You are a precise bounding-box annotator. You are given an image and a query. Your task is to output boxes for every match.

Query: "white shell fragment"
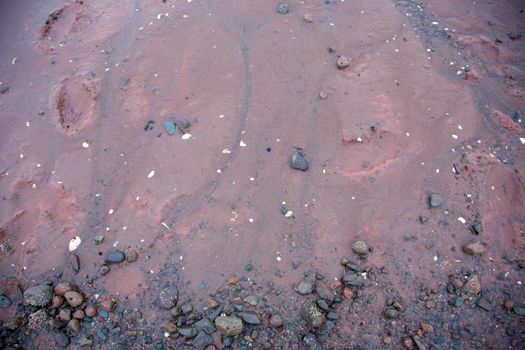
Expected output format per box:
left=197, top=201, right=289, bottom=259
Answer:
left=82, top=142, right=90, bottom=148
left=147, top=170, right=155, bottom=178
left=68, top=236, right=82, bottom=252
left=240, top=140, right=247, bottom=147
left=182, top=133, right=192, bottom=140
left=458, top=217, right=466, bottom=224
left=284, top=210, right=293, bottom=218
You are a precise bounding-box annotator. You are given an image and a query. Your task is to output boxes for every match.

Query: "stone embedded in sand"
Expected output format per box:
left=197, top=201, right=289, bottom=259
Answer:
left=106, top=251, right=125, bottom=263
left=239, top=311, right=260, bottom=325
left=84, top=304, right=97, bottom=317
left=158, top=287, right=178, bottom=309
left=290, top=150, right=308, bottom=171
left=316, top=281, right=335, bottom=303
left=99, top=298, right=115, bottom=312
left=270, top=314, right=284, bottom=328
left=124, top=248, right=138, bottom=263
left=304, top=13, right=313, bottom=22
left=463, top=242, right=486, bottom=256
left=59, top=308, right=72, bottom=321
left=54, top=282, right=75, bottom=296
left=68, top=319, right=81, bottom=332
left=53, top=332, right=70, bottom=348
left=507, top=31, right=522, bottom=40
left=301, top=299, right=325, bottom=329
left=64, top=291, right=84, bottom=307
left=428, top=194, right=443, bottom=208
left=297, top=281, right=313, bottom=295
left=24, top=285, right=53, bottom=307
left=175, top=118, right=190, bottom=130
left=0, top=295, right=12, bottom=308
left=337, top=55, right=350, bottom=69
left=215, top=315, right=243, bottom=336
left=352, top=240, right=369, bottom=255
left=193, top=331, right=213, bottom=350
left=164, top=120, right=176, bottom=135
left=277, top=3, right=289, bottom=14
left=342, top=273, right=365, bottom=287
left=464, top=275, right=481, bottom=295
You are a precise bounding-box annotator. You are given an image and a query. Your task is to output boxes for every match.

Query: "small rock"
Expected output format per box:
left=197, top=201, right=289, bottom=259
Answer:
left=24, top=285, right=53, bottom=306
left=178, top=327, right=197, bottom=338
left=99, top=265, right=110, bottom=275
left=0, top=86, right=9, bottom=94
left=64, top=291, right=84, bottom=307
left=297, top=281, right=313, bottom=295
left=99, top=298, right=115, bottom=312
left=384, top=308, right=399, bottom=319
left=503, top=299, right=513, bottom=312
left=412, top=335, right=427, bottom=350
left=51, top=295, right=64, bottom=309
left=164, top=120, right=176, bottom=135
left=53, top=332, right=70, bottom=348
left=276, top=3, right=289, bottom=14
left=290, top=150, right=308, bottom=171
left=303, top=13, right=313, bottom=22
left=69, top=254, right=80, bottom=273
left=0, top=295, right=12, bottom=308
left=215, top=315, right=243, bottom=336
left=512, top=306, right=525, bottom=316
left=193, top=331, right=213, bottom=350
left=84, top=304, right=97, bottom=317
left=77, top=336, right=93, bottom=347
left=59, top=308, right=72, bottom=321
left=507, top=31, right=522, bottom=40
left=158, top=287, right=178, bottom=309
left=68, top=319, right=81, bottom=332
left=336, top=55, right=350, bottom=69
left=125, top=248, right=138, bottom=263
left=73, top=309, right=85, bottom=319
left=319, top=90, right=328, bottom=100
left=342, top=288, right=354, bottom=299
left=94, top=234, right=105, bottom=245
left=464, top=275, right=481, bottom=295
left=175, top=118, right=190, bottom=130
left=239, top=311, right=260, bottom=325
left=471, top=223, right=482, bottom=235
left=477, top=297, right=492, bottom=311
left=462, top=243, right=486, bottom=256
left=428, top=194, right=443, bottom=208
left=207, top=298, right=219, bottom=309
left=450, top=277, right=463, bottom=289
left=301, top=300, right=325, bottom=329
left=181, top=303, right=193, bottom=314
left=106, top=251, right=125, bottom=264
left=161, top=320, right=178, bottom=334
left=420, top=322, right=433, bottom=333
left=54, top=282, right=75, bottom=296
left=352, top=241, right=369, bottom=255
left=194, top=318, right=216, bottom=334
left=316, top=299, right=329, bottom=311
left=243, top=295, right=259, bottom=306
left=418, top=216, right=428, bottom=224
left=342, top=273, right=365, bottom=287
left=269, top=314, right=284, bottom=328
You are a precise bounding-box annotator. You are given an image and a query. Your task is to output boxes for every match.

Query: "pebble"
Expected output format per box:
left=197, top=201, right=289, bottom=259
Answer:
left=54, top=282, right=75, bottom=296
left=243, top=295, right=259, bottom=306
left=106, top=251, right=125, bottom=263
left=53, top=332, right=70, bottom=348
left=276, top=3, right=289, bottom=14
left=99, top=298, right=115, bottom=312
left=161, top=320, right=178, bottom=334
left=384, top=308, right=399, bottom=319
left=464, top=275, right=481, bottom=295
left=301, top=300, right=325, bottom=329
left=181, top=303, right=193, bottom=314
left=68, top=319, right=81, bottom=332
left=342, top=273, right=365, bottom=287
left=428, top=194, right=443, bottom=208
left=462, top=243, right=486, bottom=256
left=194, top=318, right=216, bottom=334
left=303, top=13, right=313, bottom=22
left=125, top=248, right=138, bottom=263
left=239, top=311, right=260, bottom=325
left=73, top=309, right=85, bottom=319
left=158, top=287, right=178, bottom=309
left=175, top=118, right=190, bottom=130
left=270, top=314, right=284, bottom=328
left=352, top=240, right=369, bottom=255
left=193, top=331, right=213, bottom=350
left=290, top=150, right=308, bottom=171
left=24, top=285, right=53, bottom=306
left=342, top=288, right=354, bottom=299
left=51, top=295, right=64, bottom=308
left=504, top=299, right=513, bottom=312
left=507, top=31, right=522, bottom=40
left=76, top=336, right=93, bottom=347
left=0, top=295, right=12, bottom=308
left=64, top=291, right=84, bottom=307
left=164, top=120, right=176, bottom=135
left=215, top=315, right=243, bottom=336
left=336, top=55, right=350, bottom=69
left=99, top=265, right=110, bottom=275
left=297, top=281, right=313, bottom=295
left=207, top=298, right=219, bottom=309
left=319, top=90, right=328, bottom=100
left=69, top=254, right=80, bottom=273
left=513, top=306, right=525, bottom=316
left=59, top=308, right=72, bottom=321
left=316, top=281, right=335, bottom=302
left=94, top=234, right=105, bottom=245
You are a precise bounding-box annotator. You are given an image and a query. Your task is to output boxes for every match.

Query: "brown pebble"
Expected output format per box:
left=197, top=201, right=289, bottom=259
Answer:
left=383, top=336, right=392, bottom=344
left=303, top=13, right=313, bottom=22
left=207, top=299, right=219, bottom=309
left=337, top=55, right=350, bottom=69
left=269, top=314, right=284, bottom=328
left=227, top=277, right=239, bottom=285
left=64, top=291, right=84, bottom=307
left=59, top=308, right=72, bottom=321
left=51, top=295, right=64, bottom=309
left=68, top=318, right=81, bottom=332
left=54, top=282, right=75, bottom=296
left=73, top=309, right=85, bottom=319
left=99, top=298, right=115, bottom=312
left=161, top=320, right=177, bottom=334
left=125, top=248, right=138, bottom=263
left=420, top=322, right=433, bottom=333
left=425, top=300, right=435, bottom=309
left=450, top=278, right=463, bottom=289
left=504, top=299, right=513, bottom=312
left=84, top=304, right=98, bottom=317
left=342, top=288, right=354, bottom=300
left=462, top=242, right=486, bottom=256
left=319, top=90, right=328, bottom=100
left=403, top=337, right=414, bottom=350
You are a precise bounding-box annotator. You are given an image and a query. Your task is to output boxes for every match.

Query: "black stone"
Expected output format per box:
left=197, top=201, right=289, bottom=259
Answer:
left=290, top=150, right=308, bottom=171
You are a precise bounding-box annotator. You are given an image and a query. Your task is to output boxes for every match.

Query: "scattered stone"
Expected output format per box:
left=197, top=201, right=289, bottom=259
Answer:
left=316, top=299, right=329, bottom=311
left=59, top=308, right=72, bottom=321
left=512, top=306, right=525, bottom=316
left=68, top=319, right=81, bottom=332
left=504, top=299, right=513, bottom=312
left=463, top=243, right=486, bottom=256
left=239, top=311, right=260, bottom=325
left=0, top=294, right=12, bottom=308
left=53, top=332, right=70, bottom=348
left=99, top=298, right=115, bottom=312
left=77, top=336, right=93, bottom=347
left=69, top=254, right=80, bottom=273
left=164, top=120, right=176, bottom=135
left=193, top=331, right=213, bottom=350
left=303, top=13, right=313, bottom=22
left=270, top=314, right=284, bottom=328
left=471, top=223, right=482, bottom=235
left=158, top=287, right=178, bottom=309
left=106, top=251, right=125, bottom=263
left=175, top=118, right=190, bottom=130
left=1, top=86, right=10, bottom=94
left=420, top=322, right=433, bottom=333
left=51, top=295, right=64, bottom=309
left=54, top=282, right=75, bottom=296
left=315, top=281, right=335, bottom=303
left=336, top=55, right=350, bottom=69
left=73, top=309, right=85, bottom=319
left=124, top=248, right=138, bottom=263
left=161, top=320, right=178, bottom=334
left=342, top=288, right=354, bottom=299
left=144, top=119, right=155, bottom=131
left=290, top=150, right=308, bottom=171
left=99, top=265, right=110, bottom=275
left=477, top=298, right=492, bottom=311
left=342, top=273, right=365, bottom=287
left=352, top=241, right=369, bottom=255
left=507, top=31, right=522, bottom=40
left=207, top=298, right=219, bottom=309
left=24, top=285, right=53, bottom=306
left=64, top=291, right=84, bottom=307
left=319, top=90, right=328, bottom=100
left=450, top=278, right=463, bottom=289
left=301, top=300, right=325, bottom=329
left=418, top=216, right=428, bottom=224
left=384, top=308, right=399, bottom=319
left=464, top=275, right=481, bottom=295
left=412, top=335, right=426, bottom=350
left=243, top=295, right=259, bottom=306
left=181, top=303, right=193, bottom=314
left=428, top=194, right=443, bottom=208
left=94, top=234, right=105, bottom=244
left=297, top=281, right=313, bottom=295
left=194, top=318, right=216, bottom=334
left=178, top=327, right=197, bottom=338
left=277, top=3, right=289, bottom=14
left=215, top=315, right=243, bottom=336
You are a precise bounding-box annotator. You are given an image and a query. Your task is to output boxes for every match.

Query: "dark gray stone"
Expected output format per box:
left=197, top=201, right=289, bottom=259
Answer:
left=290, top=150, right=308, bottom=171
left=54, top=332, right=70, bottom=348
left=297, top=281, right=313, bottom=295
left=192, top=331, right=213, bottom=350
left=106, top=251, right=125, bottom=264
left=158, top=287, right=178, bottom=309
left=0, top=295, right=12, bottom=308
left=277, top=3, right=289, bottom=14
left=342, top=273, right=365, bottom=287
left=24, top=285, right=53, bottom=306
left=239, top=311, right=260, bottom=325
left=194, top=318, right=216, bottom=334
left=428, top=194, right=443, bottom=208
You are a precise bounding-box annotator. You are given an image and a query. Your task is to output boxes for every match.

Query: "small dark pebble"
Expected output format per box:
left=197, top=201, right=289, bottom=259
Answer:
left=0, top=86, right=9, bottom=94
left=276, top=3, right=289, bottom=14
left=384, top=308, right=399, bottom=319
left=418, top=216, right=428, bottom=224
left=508, top=31, right=522, bottom=40
left=290, top=150, right=308, bottom=171
left=513, top=306, right=525, bottom=316
left=144, top=119, right=155, bottom=131
left=0, top=295, right=12, bottom=308
left=54, top=332, right=70, bottom=348
left=69, top=254, right=80, bottom=273
left=429, top=194, right=443, bottom=208
left=106, top=251, right=125, bottom=264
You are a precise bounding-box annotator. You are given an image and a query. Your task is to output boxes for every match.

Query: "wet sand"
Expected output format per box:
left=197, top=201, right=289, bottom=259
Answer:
left=1, top=0, right=524, bottom=348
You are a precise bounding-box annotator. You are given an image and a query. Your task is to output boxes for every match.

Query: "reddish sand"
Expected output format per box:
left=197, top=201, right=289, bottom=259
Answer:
left=0, top=0, right=524, bottom=348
